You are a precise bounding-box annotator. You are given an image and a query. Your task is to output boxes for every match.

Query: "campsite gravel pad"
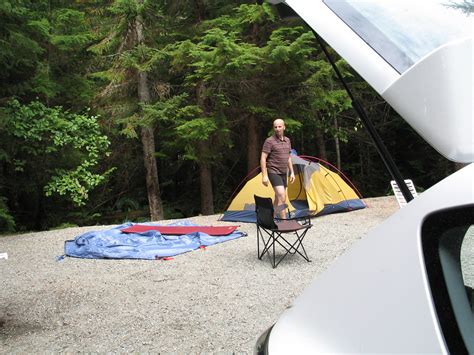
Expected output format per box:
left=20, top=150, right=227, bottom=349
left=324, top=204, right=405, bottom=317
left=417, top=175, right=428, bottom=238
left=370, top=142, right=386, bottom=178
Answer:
left=1, top=197, right=399, bottom=352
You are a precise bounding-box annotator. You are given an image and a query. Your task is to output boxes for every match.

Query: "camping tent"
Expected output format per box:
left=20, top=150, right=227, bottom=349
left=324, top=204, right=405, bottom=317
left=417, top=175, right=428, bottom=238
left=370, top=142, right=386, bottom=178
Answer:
left=220, top=154, right=366, bottom=222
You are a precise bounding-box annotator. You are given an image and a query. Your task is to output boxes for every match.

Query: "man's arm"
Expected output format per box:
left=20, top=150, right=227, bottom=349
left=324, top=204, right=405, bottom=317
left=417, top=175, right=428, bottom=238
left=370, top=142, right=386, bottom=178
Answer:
left=288, top=156, right=295, bottom=183
left=260, top=152, right=269, bottom=186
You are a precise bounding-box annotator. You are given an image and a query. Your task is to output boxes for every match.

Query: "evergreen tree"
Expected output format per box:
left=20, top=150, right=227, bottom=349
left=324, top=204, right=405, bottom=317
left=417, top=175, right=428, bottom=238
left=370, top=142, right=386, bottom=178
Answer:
left=89, top=0, right=166, bottom=220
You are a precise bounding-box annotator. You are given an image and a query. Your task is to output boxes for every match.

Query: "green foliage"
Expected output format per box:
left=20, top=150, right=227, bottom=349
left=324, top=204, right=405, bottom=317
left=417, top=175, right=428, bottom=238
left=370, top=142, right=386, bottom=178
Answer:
left=0, top=1, right=46, bottom=97
left=121, top=44, right=164, bottom=73
left=1, top=99, right=113, bottom=206
left=30, top=62, right=61, bottom=98
left=265, top=27, right=314, bottom=66
left=0, top=0, right=98, bottom=109
left=0, top=197, right=16, bottom=233
left=236, top=3, right=276, bottom=25
left=176, top=117, right=218, bottom=141
left=51, top=9, right=94, bottom=51
left=49, top=222, right=79, bottom=230
left=114, top=196, right=140, bottom=212
left=281, top=118, right=303, bottom=135
left=27, top=18, right=51, bottom=38
left=184, top=28, right=255, bottom=82
left=162, top=203, right=185, bottom=220
left=109, top=0, right=139, bottom=20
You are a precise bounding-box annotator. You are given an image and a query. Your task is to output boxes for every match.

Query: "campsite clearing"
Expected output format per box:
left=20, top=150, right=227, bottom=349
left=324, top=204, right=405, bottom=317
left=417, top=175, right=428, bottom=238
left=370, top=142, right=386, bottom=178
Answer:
left=1, top=197, right=397, bottom=353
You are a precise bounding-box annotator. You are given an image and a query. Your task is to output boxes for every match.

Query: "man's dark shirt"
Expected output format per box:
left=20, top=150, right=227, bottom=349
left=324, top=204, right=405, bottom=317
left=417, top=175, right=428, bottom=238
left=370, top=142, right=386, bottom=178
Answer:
left=262, top=135, right=291, bottom=175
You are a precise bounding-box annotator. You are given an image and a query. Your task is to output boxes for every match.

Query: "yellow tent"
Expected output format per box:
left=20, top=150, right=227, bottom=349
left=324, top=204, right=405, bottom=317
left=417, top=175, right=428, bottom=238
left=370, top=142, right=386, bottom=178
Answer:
left=221, top=155, right=365, bottom=222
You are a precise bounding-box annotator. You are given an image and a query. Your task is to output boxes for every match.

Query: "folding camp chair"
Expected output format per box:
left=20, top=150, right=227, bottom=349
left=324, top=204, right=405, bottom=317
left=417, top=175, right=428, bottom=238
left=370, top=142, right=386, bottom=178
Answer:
left=254, top=195, right=312, bottom=268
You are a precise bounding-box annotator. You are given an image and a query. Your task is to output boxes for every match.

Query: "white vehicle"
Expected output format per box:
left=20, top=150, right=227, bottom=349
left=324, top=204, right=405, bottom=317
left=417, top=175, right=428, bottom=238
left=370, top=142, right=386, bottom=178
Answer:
left=256, top=1, right=473, bottom=353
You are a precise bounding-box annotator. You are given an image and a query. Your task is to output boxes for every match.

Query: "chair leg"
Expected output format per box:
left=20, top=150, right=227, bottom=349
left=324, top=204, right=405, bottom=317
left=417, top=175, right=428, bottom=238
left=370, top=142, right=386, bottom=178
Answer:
left=291, top=230, right=310, bottom=262
left=272, top=235, right=276, bottom=268
left=270, top=231, right=311, bottom=267
left=259, top=233, right=275, bottom=259
left=257, top=227, right=311, bottom=268
left=257, top=227, right=276, bottom=260
left=257, top=230, right=279, bottom=267
left=257, top=228, right=269, bottom=260
left=257, top=227, right=260, bottom=259
left=271, top=237, right=295, bottom=268
left=285, top=230, right=310, bottom=262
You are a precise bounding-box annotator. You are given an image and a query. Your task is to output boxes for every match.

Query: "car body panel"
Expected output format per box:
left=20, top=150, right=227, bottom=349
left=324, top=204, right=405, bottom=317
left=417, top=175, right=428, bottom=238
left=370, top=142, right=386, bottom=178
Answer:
left=267, top=164, right=473, bottom=354
left=382, top=37, right=473, bottom=163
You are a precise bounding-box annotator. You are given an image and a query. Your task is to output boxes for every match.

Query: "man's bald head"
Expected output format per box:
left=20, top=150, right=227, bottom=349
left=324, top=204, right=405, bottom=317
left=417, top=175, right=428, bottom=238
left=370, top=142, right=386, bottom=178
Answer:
left=273, top=119, right=286, bottom=138
left=273, top=119, right=285, bottom=128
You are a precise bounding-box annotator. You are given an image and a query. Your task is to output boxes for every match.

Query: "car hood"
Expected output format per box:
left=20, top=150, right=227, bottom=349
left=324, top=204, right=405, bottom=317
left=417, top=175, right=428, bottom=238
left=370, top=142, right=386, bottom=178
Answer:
left=270, top=0, right=473, bottom=163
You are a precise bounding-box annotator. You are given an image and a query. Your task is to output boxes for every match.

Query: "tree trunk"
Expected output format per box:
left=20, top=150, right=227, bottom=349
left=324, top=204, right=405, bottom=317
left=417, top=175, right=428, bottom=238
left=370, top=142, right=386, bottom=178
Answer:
left=359, top=140, right=365, bottom=180
left=140, top=126, right=163, bottom=220
left=194, top=0, right=205, bottom=21
left=196, top=82, right=214, bottom=215
left=198, top=142, right=214, bottom=215
left=300, top=130, right=304, bottom=154
left=135, top=5, right=163, bottom=221
left=334, top=117, right=341, bottom=170
left=34, top=186, right=44, bottom=230
left=247, top=114, right=259, bottom=171
left=315, top=129, right=327, bottom=161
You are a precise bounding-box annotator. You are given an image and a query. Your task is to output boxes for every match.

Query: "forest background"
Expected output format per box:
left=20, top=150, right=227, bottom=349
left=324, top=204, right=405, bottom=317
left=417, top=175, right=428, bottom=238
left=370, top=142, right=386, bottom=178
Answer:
left=0, top=0, right=461, bottom=232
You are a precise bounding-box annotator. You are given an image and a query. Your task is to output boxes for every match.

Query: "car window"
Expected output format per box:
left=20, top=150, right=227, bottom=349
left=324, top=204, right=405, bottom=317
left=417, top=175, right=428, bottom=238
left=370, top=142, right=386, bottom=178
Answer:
left=422, top=206, right=474, bottom=354
left=323, top=0, right=472, bottom=73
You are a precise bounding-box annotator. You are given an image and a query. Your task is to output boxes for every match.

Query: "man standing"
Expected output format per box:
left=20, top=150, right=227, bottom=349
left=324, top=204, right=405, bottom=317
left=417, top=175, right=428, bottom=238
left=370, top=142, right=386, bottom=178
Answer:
left=260, top=119, right=295, bottom=219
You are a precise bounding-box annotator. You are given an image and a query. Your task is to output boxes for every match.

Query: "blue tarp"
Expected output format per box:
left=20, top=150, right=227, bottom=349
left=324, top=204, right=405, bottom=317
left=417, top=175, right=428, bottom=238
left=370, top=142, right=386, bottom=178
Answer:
left=64, top=221, right=246, bottom=260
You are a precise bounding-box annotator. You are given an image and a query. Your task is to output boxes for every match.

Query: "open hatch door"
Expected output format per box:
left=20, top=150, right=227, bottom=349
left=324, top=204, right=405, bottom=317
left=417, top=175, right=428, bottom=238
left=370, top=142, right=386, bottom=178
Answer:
left=270, top=0, right=473, bottom=163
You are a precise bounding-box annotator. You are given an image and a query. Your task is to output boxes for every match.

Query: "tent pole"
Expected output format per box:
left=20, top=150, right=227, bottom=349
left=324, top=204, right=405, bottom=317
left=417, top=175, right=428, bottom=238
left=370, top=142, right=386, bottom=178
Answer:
left=312, top=31, right=414, bottom=203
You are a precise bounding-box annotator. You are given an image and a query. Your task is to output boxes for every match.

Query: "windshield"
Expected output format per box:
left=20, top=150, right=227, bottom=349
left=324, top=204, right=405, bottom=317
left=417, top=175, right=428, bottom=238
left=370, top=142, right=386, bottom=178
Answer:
left=323, top=0, right=473, bottom=73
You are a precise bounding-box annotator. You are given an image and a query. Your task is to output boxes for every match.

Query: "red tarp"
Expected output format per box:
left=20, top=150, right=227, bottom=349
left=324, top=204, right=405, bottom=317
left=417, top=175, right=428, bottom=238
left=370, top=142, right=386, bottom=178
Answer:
left=121, top=225, right=239, bottom=236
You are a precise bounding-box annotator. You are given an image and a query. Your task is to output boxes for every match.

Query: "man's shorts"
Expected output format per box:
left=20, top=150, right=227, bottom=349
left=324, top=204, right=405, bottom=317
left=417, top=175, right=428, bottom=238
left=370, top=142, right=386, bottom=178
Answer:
left=268, top=173, right=288, bottom=188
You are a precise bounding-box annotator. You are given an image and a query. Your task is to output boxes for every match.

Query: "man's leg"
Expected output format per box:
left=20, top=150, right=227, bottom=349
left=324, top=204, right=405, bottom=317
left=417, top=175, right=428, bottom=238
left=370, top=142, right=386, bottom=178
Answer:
left=273, top=185, right=287, bottom=219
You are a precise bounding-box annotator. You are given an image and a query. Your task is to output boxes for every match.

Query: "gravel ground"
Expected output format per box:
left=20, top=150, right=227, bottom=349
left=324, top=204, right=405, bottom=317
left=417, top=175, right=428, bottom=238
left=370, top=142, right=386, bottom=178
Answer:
left=0, top=197, right=399, bottom=353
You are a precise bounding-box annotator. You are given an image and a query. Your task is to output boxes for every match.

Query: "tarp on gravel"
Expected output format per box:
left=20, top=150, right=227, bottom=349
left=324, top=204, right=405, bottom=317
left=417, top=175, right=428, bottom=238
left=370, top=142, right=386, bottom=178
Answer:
left=64, top=221, right=246, bottom=260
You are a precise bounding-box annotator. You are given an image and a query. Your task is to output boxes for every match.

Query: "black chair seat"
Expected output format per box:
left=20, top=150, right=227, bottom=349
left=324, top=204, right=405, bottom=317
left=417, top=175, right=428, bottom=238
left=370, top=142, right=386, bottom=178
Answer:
left=254, top=195, right=312, bottom=268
